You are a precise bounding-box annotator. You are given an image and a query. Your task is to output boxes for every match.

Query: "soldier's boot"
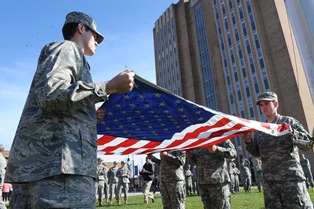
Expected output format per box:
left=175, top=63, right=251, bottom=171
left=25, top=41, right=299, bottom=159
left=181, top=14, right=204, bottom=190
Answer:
left=99, top=201, right=103, bottom=206
left=124, top=199, right=128, bottom=204
left=117, top=199, right=121, bottom=205
left=109, top=199, right=113, bottom=205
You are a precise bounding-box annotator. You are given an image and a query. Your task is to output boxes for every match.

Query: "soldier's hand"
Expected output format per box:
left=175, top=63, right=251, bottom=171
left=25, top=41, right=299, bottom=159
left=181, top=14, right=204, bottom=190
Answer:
left=106, top=70, right=135, bottom=94
left=207, top=145, right=217, bottom=153
left=160, top=151, right=168, bottom=157
left=96, top=108, right=105, bottom=124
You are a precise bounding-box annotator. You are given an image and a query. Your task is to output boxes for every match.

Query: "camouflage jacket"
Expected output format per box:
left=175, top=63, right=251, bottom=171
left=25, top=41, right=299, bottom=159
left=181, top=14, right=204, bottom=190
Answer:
left=5, top=41, right=109, bottom=183
left=117, top=165, right=130, bottom=184
left=188, top=140, right=237, bottom=184
left=151, top=150, right=186, bottom=182
left=245, top=114, right=311, bottom=181
left=108, top=166, right=119, bottom=184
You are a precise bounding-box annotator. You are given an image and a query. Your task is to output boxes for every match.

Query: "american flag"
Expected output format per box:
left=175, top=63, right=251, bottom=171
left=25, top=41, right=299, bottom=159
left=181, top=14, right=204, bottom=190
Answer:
left=97, top=75, right=290, bottom=155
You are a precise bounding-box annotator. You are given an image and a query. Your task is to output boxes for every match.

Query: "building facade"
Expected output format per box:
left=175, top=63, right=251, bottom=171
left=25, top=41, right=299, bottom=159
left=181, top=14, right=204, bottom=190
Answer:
left=153, top=0, right=314, bottom=169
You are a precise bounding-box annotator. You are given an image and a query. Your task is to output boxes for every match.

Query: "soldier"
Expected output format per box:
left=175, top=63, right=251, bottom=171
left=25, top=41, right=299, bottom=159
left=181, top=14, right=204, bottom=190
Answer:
left=232, top=162, right=240, bottom=193
left=102, top=162, right=109, bottom=203
left=148, top=150, right=186, bottom=209
left=184, top=164, right=193, bottom=195
left=140, top=157, right=155, bottom=204
left=228, top=160, right=235, bottom=193
left=254, top=159, right=263, bottom=192
left=192, top=165, right=199, bottom=195
left=300, top=154, right=314, bottom=188
left=95, top=158, right=106, bottom=206
left=108, top=161, right=119, bottom=205
left=187, top=140, right=236, bottom=209
left=116, top=161, right=130, bottom=205
left=0, top=144, right=7, bottom=209
left=3, top=11, right=134, bottom=209
left=241, top=158, right=252, bottom=193
left=242, top=91, right=313, bottom=209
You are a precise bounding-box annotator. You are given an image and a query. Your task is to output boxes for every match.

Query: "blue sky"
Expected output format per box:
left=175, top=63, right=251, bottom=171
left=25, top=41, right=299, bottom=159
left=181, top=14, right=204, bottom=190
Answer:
left=0, top=0, right=177, bottom=164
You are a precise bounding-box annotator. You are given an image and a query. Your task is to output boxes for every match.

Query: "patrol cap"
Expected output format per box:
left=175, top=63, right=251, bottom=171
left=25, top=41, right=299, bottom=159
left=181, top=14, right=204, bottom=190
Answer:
left=97, top=158, right=102, bottom=161
left=64, top=11, right=104, bottom=44
left=113, top=161, right=118, bottom=164
left=256, top=91, right=278, bottom=105
left=121, top=160, right=126, bottom=164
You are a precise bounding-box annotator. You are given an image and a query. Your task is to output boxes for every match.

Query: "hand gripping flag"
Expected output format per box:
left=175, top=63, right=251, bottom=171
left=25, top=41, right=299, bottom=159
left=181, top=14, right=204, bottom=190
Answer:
left=97, top=75, right=291, bottom=155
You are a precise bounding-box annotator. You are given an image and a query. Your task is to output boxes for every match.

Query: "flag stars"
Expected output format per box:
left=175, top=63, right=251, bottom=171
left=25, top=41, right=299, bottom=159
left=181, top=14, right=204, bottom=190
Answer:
left=159, top=103, right=165, bottom=107
left=138, top=94, right=144, bottom=99
left=178, top=108, right=184, bottom=112
left=154, top=93, right=161, bottom=98
left=123, top=95, right=130, bottom=99
left=175, top=100, right=181, bottom=104
left=114, top=119, right=118, bottom=123
left=129, top=103, right=135, bottom=108
left=196, top=111, right=201, bottom=115
left=164, top=110, right=169, bottom=114
left=127, top=116, right=132, bottom=120
left=145, top=104, right=150, bottom=108
left=115, top=104, right=121, bottom=108
left=198, top=117, right=204, bottom=121
left=131, top=123, right=136, bottom=126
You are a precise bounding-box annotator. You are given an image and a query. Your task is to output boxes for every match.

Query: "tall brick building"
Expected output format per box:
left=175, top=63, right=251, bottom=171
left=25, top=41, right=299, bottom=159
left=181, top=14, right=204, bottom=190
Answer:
left=153, top=0, right=314, bottom=170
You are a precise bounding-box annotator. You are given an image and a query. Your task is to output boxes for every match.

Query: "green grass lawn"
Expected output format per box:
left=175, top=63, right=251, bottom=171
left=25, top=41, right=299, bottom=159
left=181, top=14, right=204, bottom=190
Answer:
left=95, top=188, right=314, bottom=209
left=5, top=187, right=314, bottom=208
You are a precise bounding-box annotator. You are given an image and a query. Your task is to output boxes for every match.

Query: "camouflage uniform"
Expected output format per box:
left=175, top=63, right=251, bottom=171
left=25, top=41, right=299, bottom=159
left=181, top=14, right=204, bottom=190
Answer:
left=108, top=163, right=119, bottom=204
left=95, top=159, right=106, bottom=206
left=245, top=114, right=313, bottom=209
left=241, top=158, right=252, bottom=192
left=188, top=140, right=236, bottom=209
left=300, top=155, right=314, bottom=188
left=228, top=160, right=235, bottom=193
left=151, top=151, right=186, bottom=209
left=102, top=163, right=109, bottom=202
left=254, top=160, right=263, bottom=192
left=192, top=165, right=199, bottom=195
left=4, top=12, right=107, bottom=209
left=0, top=149, right=7, bottom=209
left=232, top=164, right=240, bottom=193
left=116, top=162, right=130, bottom=204
left=184, top=164, right=193, bottom=195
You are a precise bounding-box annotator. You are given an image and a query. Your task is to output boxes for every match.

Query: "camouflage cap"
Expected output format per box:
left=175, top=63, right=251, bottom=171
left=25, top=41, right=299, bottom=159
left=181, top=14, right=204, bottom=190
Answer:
left=121, top=160, right=126, bottom=164
left=64, top=11, right=104, bottom=44
left=256, top=91, right=278, bottom=105
left=97, top=157, right=103, bottom=161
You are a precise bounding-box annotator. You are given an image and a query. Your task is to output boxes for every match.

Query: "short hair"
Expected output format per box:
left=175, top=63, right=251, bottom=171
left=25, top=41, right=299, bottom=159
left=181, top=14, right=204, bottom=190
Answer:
left=62, top=22, right=86, bottom=40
